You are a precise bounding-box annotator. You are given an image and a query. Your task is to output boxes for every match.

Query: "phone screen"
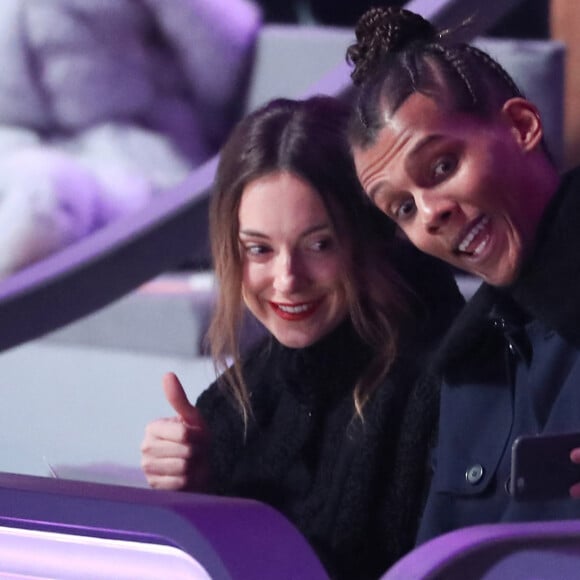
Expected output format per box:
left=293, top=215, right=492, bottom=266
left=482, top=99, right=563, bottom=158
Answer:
left=510, top=432, right=580, bottom=501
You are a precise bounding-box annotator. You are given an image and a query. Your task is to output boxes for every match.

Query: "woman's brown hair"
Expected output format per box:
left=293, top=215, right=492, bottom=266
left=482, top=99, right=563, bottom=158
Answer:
left=208, top=95, right=410, bottom=425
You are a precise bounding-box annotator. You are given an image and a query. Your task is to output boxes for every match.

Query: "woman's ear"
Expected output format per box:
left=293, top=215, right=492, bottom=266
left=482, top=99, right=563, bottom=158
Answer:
left=501, top=97, right=544, bottom=152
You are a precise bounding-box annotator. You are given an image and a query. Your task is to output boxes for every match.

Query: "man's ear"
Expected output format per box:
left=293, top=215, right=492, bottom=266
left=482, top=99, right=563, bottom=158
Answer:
left=501, top=97, right=544, bottom=152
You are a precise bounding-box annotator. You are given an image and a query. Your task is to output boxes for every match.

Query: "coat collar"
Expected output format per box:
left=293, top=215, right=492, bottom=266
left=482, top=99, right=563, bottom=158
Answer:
left=434, top=166, right=580, bottom=371
left=507, top=166, right=580, bottom=346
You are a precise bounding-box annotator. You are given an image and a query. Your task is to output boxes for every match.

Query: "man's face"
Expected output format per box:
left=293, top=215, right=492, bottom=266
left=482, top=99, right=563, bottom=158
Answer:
left=353, top=92, right=551, bottom=286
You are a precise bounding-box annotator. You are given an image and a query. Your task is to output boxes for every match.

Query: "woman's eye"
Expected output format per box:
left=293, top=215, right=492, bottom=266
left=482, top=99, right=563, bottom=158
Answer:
left=243, top=244, right=270, bottom=257
left=310, top=237, right=335, bottom=252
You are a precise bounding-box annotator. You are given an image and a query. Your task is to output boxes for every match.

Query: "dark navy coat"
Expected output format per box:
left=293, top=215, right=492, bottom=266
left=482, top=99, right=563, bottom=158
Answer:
left=417, top=166, right=580, bottom=543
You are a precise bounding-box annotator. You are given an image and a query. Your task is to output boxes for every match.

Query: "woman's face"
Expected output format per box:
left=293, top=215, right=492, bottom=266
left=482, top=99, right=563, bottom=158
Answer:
left=238, top=171, right=349, bottom=348
left=353, top=92, right=549, bottom=286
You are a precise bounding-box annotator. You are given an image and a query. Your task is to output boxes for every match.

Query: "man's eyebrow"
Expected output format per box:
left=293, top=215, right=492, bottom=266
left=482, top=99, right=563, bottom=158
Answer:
left=368, top=182, right=386, bottom=203
left=367, top=135, right=446, bottom=202
left=408, top=134, right=445, bottom=160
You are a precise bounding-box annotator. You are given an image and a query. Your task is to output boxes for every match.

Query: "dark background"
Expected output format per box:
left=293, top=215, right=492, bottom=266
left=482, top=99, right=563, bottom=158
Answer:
left=255, top=0, right=550, bottom=39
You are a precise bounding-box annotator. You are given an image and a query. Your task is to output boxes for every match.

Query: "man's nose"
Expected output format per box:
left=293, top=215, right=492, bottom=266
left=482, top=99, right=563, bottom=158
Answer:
left=417, top=192, right=456, bottom=234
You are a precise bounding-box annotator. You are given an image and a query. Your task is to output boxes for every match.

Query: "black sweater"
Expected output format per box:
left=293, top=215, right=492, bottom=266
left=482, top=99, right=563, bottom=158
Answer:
left=197, top=247, right=464, bottom=579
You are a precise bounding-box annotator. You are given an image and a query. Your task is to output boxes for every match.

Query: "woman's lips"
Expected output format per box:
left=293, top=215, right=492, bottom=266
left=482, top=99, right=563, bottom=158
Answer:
left=269, top=299, right=323, bottom=321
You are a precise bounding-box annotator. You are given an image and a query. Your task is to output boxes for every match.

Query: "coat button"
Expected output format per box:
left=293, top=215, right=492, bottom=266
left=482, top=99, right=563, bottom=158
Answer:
left=505, top=476, right=512, bottom=495
left=465, top=464, right=484, bottom=485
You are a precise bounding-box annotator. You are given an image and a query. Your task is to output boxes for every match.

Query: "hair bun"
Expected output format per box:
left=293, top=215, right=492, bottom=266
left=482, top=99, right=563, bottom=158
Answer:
left=347, top=7, right=437, bottom=86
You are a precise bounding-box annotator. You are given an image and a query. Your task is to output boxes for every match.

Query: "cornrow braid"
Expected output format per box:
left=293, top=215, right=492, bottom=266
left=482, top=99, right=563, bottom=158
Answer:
left=347, top=6, right=436, bottom=86
left=348, top=7, right=528, bottom=150
left=465, top=44, right=524, bottom=98
left=428, top=44, right=479, bottom=110
left=400, top=50, right=419, bottom=89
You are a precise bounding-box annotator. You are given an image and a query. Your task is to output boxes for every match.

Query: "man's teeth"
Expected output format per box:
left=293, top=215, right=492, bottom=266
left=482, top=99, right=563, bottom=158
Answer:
left=278, top=303, right=311, bottom=313
left=458, top=216, right=490, bottom=252
left=473, top=239, right=487, bottom=256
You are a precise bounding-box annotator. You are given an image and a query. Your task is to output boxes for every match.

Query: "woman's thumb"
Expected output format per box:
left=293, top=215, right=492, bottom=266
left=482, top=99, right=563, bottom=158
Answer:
left=162, top=372, right=204, bottom=429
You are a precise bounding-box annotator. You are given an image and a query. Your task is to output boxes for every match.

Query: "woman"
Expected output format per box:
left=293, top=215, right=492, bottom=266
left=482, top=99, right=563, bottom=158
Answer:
left=346, top=6, right=580, bottom=544
left=141, top=95, right=463, bottom=578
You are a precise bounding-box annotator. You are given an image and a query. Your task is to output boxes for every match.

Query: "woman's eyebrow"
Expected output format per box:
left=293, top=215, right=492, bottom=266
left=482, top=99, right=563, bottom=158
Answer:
left=239, top=229, right=269, bottom=238
left=240, top=223, right=331, bottom=238
left=300, top=223, right=332, bottom=236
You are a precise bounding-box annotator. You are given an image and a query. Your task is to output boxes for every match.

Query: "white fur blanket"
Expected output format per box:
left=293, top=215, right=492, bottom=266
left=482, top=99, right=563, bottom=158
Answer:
left=0, top=0, right=260, bottom=278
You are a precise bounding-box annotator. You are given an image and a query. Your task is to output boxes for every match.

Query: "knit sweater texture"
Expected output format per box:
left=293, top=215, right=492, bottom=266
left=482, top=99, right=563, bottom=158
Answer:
left=197, top=247, right=463, bottom=579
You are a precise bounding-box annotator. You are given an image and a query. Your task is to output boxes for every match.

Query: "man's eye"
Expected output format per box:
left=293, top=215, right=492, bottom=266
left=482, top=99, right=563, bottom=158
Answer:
left=432, top=156, right=457, bottom=180
left=394, top=199, right=416, bottom=220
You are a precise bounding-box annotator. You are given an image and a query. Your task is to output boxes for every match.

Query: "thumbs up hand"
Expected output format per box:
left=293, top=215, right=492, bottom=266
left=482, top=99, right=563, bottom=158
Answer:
left=162, top=372, right=206, bottom=429
left=141, top=372, right=211, bottom=491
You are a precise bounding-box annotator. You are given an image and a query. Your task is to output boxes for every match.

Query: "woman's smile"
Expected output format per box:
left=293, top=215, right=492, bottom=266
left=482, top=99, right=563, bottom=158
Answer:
left=239, top=171, right=349, bottom=348
left=269, top=298, right=324, bottom=321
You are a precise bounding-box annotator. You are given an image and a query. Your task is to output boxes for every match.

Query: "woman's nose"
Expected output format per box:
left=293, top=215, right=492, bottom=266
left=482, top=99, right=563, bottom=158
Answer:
left=272, top=251, right=304, bottom=293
